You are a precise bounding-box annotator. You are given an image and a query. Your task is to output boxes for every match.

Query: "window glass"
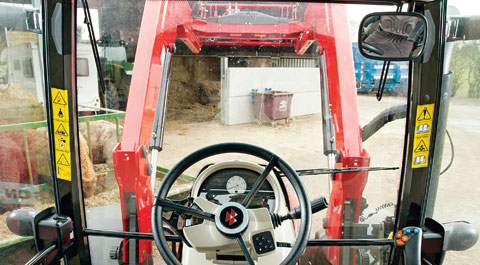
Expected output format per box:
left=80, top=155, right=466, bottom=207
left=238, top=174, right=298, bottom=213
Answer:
left=22, top=58, right=34, bottom=78
left=79, top=1, right=405, bottom=264
left=432, top=2, right=480, bottom=264
left=0, top=1, right=55, bottom=264
left=77, top=57, right=89, bottom=77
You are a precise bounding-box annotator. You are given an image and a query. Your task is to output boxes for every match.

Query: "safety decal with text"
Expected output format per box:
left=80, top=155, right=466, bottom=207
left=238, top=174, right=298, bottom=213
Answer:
left=51, top=88, right=71, bottom=181
left=412, top=104, right=434, bottom=168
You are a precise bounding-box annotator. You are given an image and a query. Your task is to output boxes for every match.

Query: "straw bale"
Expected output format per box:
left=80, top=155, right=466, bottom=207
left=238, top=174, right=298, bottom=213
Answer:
left=0, top=86, right=44, bottom=123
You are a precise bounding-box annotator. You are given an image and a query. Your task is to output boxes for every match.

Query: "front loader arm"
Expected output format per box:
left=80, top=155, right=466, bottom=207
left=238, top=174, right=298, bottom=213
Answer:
left=111, top=2, right=369, bottom=265
left=111, top=1, right=196, bottom=263
left=307, top=4, right=371, bottom=265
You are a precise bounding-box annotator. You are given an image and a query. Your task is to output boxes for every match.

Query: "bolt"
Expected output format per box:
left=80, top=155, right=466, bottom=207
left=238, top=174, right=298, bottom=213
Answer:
left=146, top=164, right=153, bottom=176
left=142, top=145, right=148, bottom=158
left=423, top=94, right=430, bottom=103
left=152, top=132, right=157, bottom=139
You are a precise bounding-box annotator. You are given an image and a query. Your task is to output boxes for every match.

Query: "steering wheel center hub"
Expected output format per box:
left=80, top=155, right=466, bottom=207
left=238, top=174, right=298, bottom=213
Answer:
left=215, top=202, right=249, bottom=236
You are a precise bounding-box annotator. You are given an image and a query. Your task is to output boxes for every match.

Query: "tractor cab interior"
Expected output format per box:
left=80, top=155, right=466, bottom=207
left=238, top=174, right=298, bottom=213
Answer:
left=0, top=1, right=479, bottom=265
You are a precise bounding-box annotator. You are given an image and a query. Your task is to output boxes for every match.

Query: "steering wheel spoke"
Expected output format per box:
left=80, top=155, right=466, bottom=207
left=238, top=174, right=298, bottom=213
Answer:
left=236, top=235, right=255, bottom=265
left=161, top=215, right=192, bottom=248
left=241, top=156, right=278, bottom=208
left=155, top=198, right=215, bottom=222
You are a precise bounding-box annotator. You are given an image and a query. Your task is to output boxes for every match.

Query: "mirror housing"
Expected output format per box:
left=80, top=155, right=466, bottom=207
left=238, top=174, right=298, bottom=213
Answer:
left=358, top=12, right=428, bottom=61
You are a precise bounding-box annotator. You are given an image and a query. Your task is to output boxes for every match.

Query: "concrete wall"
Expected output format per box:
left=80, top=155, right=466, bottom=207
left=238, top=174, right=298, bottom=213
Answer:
left=222, top=67, right=321, bottom=125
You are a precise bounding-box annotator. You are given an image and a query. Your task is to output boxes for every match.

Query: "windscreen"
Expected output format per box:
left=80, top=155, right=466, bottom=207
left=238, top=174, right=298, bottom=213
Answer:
left=74, top=2, right=406, bottom=264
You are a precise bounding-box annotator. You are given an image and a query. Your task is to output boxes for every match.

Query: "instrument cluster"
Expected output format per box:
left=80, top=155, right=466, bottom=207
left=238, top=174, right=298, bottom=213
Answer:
left=197, top=168, right=276, bottom=210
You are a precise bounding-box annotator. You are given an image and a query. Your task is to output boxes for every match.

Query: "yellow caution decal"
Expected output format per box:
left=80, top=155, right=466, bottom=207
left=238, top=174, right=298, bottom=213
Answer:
left=412, top=104, right=434, bottom=168
left=51, top=88, right=71, bottom=181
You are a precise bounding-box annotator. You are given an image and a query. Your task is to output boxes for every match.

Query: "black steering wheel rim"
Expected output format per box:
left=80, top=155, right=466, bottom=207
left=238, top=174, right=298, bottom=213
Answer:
left=152, top=142, right=311, bottom=265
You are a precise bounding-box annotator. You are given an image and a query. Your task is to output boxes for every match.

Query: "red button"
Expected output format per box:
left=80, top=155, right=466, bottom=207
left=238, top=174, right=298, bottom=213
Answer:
left=402, top=235, right=409, bottom=242
left=396, top=239, right=405, bottom=246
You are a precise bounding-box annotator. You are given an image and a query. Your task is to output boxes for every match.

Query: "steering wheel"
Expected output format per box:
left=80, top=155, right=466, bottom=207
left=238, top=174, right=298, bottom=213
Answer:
left=152, top=143, right=312, bottom=265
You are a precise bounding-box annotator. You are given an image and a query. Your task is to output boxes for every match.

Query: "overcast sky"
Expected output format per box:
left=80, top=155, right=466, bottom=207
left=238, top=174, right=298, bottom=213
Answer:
left=449, top=0, right=480, bottom=16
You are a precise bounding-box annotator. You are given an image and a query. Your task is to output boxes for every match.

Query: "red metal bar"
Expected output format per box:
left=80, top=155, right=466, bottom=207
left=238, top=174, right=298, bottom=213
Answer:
left=112, top=1, right=194, bottom=263
left=294, top=29, right=316, bottom=55
left=202, top=40, right=294, bottom=47
left=192, top=20, right=306, bottom=39
left=306, top=3, right=370, bottom=265
left=202, top=3, right=297, bottom=9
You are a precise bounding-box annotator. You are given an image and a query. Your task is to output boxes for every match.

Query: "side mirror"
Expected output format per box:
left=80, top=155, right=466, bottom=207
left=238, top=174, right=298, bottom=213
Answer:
left=358, top=12, right=428, bottom=61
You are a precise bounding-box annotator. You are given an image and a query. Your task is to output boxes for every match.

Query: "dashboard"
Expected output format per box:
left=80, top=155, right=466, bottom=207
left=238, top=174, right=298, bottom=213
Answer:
left=197, top=168, right=276, bottom=210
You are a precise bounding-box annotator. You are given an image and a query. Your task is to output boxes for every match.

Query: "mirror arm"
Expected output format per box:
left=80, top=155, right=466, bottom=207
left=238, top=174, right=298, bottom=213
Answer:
left=376, top=61, right=390, bottom=101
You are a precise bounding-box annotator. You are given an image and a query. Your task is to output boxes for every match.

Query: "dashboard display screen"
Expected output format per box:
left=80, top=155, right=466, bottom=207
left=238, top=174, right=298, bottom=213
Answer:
left=197, top=168, right=275, bottom=210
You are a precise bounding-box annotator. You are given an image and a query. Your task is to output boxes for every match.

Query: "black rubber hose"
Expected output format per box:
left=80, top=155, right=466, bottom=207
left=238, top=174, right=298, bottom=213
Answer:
left=361, top=104, right=407, bottom=142
left=440, top=129, right=454, bottom=175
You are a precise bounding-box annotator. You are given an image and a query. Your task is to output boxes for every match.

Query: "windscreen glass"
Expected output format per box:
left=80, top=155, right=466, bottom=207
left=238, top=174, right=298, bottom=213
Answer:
left=73, top=1, right=407, bottom=265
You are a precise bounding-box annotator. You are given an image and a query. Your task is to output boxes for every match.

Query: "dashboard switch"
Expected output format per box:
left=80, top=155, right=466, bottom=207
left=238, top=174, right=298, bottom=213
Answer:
left=252, top=231, right=275, bottom=255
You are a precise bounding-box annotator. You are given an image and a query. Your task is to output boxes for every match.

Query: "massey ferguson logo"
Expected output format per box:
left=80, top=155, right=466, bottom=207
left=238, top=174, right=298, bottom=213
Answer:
left=225, top=209, right=238, bottom=226
left=217, top=204, right=246, bottom=233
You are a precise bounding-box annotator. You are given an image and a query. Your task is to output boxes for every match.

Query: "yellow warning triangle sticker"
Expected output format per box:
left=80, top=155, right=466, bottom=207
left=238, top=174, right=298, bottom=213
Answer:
left=57, top=153, right=70, bottom=166
left=55, top=123, right=68, bottom=136
left=53, top=91, right=67, bottom=105
left=417, top=107, right=432, bottom=121
left=414, top=139, right=429, bottom=153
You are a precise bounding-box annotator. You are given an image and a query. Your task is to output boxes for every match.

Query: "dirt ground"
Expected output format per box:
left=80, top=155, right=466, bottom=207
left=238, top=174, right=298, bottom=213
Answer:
left=1, top=95, right=478, bottom=264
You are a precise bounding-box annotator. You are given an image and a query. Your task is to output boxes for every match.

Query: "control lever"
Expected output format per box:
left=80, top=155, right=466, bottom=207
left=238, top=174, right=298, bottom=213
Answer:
left=395, top=226, right=423, bottom=265
left=271, top=196, right=328, bottom=228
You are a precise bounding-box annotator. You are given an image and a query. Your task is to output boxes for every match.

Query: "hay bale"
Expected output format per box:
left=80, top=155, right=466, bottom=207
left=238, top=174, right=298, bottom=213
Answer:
left=0, top=131, right=38, bottom=185
left=0, top=86, right=45, bottom=123
left=0, top=134, right=27, bottom=184
left=78, top=120, right=122, bottom=168
left=32, top=127, right=50, bottom=179
left=79, top=133, right=96, bottom=198
left=6, top=31, right=37, bottom=47
left=31, top=127, right=98, bottom=198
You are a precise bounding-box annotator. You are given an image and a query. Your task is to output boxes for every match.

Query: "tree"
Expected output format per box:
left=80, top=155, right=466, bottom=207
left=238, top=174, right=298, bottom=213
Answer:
left=449, top=41, right=480, bottom=98
left=465, top=42, right=480, bottom=98
left=449, top=43, right=467, bottom=97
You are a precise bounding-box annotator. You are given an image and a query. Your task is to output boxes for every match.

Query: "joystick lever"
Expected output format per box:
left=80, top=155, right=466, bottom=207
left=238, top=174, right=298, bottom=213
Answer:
left=395, top=226, right=423, bottom=265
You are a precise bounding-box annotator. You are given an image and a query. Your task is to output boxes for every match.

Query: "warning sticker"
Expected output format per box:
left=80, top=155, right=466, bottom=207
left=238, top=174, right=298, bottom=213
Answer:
left=55, top=123, right=69, bottom=136
left=55, top=135, right=70, bottom=151
left=51, top=88, right=71, bottom=181
left=53, top=90, right=68, bottom=105
left=52, top=103, right=69, bottom=123
left=57, top=164, right=71, bottom=181
left=417, top=106, right=432, bottom=121
left=412, top=104, right=434, bottom=168
left=414, top=139, right=429, bottom=153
